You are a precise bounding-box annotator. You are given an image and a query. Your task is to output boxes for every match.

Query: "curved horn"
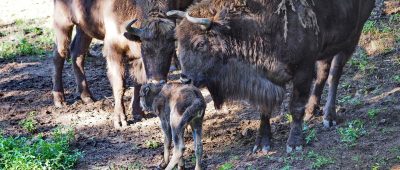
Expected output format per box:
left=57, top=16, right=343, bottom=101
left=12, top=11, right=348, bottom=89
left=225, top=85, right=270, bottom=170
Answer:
left=125, top=19, right=144, bottom=37
left=166, top=10, right=186, bottom=18
left=185, top=13, right=211, bottom=30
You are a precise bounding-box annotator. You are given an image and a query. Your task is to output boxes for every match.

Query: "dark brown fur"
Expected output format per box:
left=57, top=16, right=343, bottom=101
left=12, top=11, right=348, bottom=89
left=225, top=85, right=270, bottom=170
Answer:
left=140, top=82, right=205, bottom=170
left=175, top=0, right=374, bottom=152
left=52, top=0, right=196, bottom=128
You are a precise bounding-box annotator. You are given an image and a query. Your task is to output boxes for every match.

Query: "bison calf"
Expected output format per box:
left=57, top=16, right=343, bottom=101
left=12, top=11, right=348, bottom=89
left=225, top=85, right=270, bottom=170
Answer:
left=140, top=82, right=206, bottom=170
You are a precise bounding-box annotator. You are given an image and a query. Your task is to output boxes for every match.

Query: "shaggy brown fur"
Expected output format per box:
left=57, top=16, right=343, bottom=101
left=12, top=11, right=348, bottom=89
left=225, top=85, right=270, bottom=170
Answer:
left=140, top=82, right=205, bottom=170
left=52, top=0, right=196, bottom=128
left=174, top=0, right=374, bottom=152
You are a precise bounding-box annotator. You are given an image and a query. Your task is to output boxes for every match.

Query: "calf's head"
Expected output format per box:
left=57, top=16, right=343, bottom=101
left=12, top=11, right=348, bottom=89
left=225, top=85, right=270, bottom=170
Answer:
left=168, top=9, right=230, bottom=88
left=139, top=81, right=165, bottom=113
left=125, top=18, right=175, bottom=82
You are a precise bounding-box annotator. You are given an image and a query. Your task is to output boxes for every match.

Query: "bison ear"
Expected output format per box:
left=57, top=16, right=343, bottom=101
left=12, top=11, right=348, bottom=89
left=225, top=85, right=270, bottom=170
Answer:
left=123, top=32, right=141, bottom=42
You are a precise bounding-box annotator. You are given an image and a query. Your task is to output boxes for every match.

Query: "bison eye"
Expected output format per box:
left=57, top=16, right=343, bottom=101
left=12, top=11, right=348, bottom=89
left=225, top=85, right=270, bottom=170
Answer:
left=195, top=41, right=206, bottom=50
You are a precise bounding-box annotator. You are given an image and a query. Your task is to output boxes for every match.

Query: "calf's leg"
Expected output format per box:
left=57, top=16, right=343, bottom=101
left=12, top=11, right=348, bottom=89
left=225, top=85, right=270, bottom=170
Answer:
left=105, top=49, right=127, bottom=128
left=191, top=115, right=204, bottom=170
left=159, top=116, right=172, bottom=169
left=71, top=27, right=94, bottom=103
left=304, top=58, right=332, bottom=121
left=165, top=126, right=185, bottom=170
left=52, top=23, right=73, bottom=107
left=287, top=64, right=314, bottom=153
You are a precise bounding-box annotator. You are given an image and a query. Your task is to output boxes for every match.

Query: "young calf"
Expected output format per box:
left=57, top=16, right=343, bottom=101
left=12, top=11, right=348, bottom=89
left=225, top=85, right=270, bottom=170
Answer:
left=139, top=82, right=206, bottom=170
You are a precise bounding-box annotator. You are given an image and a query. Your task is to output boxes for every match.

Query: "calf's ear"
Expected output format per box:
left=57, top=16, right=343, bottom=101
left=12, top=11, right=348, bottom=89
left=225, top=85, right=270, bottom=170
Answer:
left=124, top=32, right=141, bottom=42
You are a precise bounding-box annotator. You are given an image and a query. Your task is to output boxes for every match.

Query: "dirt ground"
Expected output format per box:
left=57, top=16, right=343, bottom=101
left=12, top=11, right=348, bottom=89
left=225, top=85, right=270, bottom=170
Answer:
left=1, top=0, right=400, bottom=169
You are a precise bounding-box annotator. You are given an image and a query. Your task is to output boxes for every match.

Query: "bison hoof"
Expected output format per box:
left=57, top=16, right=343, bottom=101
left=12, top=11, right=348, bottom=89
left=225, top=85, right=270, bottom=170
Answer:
left=81, top=96, right=95, bottom=103
left=323, top=119, right=337, bottom=128
left=54, top=101, right=65, bottom=108
left=252, top=143, right=271, bottom=154
left=286, top=145, right=303, bottom=153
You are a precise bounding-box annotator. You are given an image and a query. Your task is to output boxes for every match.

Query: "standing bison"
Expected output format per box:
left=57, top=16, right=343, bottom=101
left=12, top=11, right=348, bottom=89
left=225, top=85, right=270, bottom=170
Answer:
left=170, top=0, right=374, bottom=152
left=52, top=0, right=196, bottom=128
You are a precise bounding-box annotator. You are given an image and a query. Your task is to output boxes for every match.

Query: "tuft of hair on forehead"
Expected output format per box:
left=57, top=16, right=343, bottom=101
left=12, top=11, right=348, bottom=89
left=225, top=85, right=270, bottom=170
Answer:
left=141, top=18, right=175, bottom=39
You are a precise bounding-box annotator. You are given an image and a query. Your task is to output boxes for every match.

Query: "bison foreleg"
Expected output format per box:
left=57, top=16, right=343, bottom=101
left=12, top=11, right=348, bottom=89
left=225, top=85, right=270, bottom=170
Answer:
left=106, top=52, right=127, bottom=128
left=71, top=28, right=94, bottom=103
left=52, top=24, right=73, bottom=108
left=304, top=58, right=332, bottom=121
left=287, top=65, right=314, bottom=153
left=323, top=52, right=350, bottom=128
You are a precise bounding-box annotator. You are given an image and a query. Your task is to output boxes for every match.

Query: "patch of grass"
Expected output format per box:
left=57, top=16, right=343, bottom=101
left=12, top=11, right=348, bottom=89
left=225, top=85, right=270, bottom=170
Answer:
left=393, top=75, right=400, bottom=83
left=338, top=95, right=362, bottom=106
left=14, top=19, right=25, bottom=27
left=362, top=20, right=378, bottom=34
left=367, top=109, right=379, bottom=119
left=0, top=19, right=54, bottom=60
left=144, top=140, right=160, bottom=149
left=337, top=120, right=366, bottom=145
left=305, top=128, right=317, bottom=144
left=307, top=151, right=334, bottom=169
left=349, top=50, right=369, bottom=73
left=389, top=13, right=400, bottom=23
left=219, top=162, right=234, bottom=170
left=0, top=127, right=82, bottom=169
left=371, top=163, right=380, bottom=170
left=19, top=111, right=38, bottom=133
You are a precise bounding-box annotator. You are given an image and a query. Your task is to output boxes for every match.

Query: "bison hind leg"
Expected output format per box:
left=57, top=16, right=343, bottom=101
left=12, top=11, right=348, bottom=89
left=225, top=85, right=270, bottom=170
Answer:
left=253, top=112, right=272, bottom=154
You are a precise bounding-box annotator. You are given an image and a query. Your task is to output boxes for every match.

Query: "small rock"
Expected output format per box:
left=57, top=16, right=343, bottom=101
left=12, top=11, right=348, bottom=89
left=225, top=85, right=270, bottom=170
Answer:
left=241, top=128, right=251, bottom=137
left=379, top=119, right=386, bottom=125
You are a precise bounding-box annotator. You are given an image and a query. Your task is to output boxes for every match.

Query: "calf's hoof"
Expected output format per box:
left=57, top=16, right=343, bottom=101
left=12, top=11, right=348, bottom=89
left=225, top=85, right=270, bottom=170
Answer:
left=158, top=161, right=168, bottom=169
left=323, top=119, right=337, bottom=128
left=286, top=145, right=303, bottom=153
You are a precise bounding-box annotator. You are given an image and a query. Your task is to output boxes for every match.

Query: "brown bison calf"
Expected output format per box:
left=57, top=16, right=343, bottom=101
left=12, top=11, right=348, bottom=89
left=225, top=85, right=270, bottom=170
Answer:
left=140, top=82, right=205, bottom=170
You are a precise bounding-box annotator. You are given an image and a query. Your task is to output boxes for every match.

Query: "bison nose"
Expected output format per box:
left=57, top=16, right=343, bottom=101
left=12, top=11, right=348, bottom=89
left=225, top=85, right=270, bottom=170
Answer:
left=180, top=74, right=191, bottom=84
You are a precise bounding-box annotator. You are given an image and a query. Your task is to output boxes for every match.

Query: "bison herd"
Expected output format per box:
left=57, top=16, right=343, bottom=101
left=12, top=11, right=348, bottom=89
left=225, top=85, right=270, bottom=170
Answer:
left=51, top=0, right=375, bottom=169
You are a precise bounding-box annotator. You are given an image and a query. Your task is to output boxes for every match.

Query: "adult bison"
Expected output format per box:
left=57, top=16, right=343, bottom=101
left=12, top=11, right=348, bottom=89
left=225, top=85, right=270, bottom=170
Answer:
left=52, top=0, right=196, bottom=128
left=169, top=0, right=374, bottom=152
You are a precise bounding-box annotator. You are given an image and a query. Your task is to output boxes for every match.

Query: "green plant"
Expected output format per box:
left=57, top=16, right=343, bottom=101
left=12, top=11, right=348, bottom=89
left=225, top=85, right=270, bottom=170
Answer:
left=144, top=140, right=160, bottom=149
left=362, top=20, right=378, bottom=34
left=371, top=163, right=380, bottom=170
left=307, top=151, right=334, bottom=169
left=19, top=111, right=38, bottom=133
left=338, top=120, right=366, bottom=145
left=349, top=50, right=369, bottom=73
left=393, top=75, right=400, bottom=83
left=285, top=113, right=293, bottom=123
left=389, top=13, right=400, bottom=23
left=367, top=109, right=379, bottom=119
left=14, top=19, right=25, bottom=27
left=0, top=127, right=82, bottom=169
left=219, top=162, right=234, bottom=170
left=305, top=128, right=317, bottom=144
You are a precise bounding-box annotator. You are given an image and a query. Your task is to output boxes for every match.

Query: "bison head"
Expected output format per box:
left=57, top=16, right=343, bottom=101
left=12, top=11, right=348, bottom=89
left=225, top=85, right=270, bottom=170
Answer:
left=168, top=9, right=230, bottom=88
left=125, top=18, right=176, bottom=83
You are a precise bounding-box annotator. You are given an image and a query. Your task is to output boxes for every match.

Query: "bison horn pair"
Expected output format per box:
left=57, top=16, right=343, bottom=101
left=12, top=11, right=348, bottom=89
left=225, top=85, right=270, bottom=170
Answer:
left=125, top=19, right=144, bottom=37
left=167, top=10, right=211, bottom=30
